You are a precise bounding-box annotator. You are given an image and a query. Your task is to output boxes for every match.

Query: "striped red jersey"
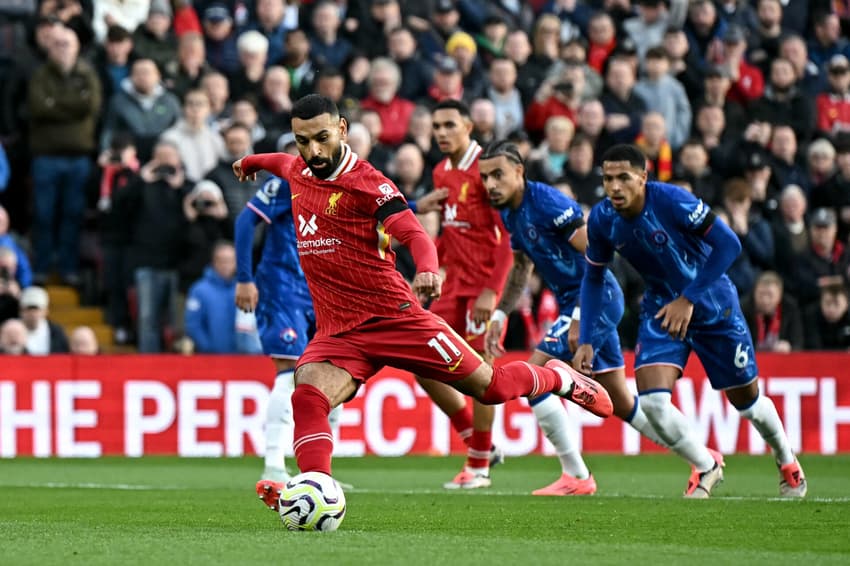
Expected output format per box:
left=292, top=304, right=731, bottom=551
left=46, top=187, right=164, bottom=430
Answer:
left=432, top=140, right=513, bottom=297
left=242, top=145, right=424, bottom=337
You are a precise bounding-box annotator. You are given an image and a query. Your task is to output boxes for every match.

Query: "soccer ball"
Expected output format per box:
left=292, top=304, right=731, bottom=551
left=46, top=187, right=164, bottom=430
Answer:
left=278, top=472, right=347, bottom=532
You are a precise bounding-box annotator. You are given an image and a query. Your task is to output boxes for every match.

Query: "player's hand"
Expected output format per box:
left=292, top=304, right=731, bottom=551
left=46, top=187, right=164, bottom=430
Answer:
left=412, top=271, right=442, bottom=304
left=415, top=188, right=449, bottom=214
left=655, top=296, right=694, bottom=340
left=232, top=158, right=256, bottom=182
left=567, top=318, right=580, bottom=354
left=484, top=319, right=505, bottom=358
left=572, top=344, right=594, bottom=375
left=235, top=282, right=259, bottom=312
left=472, top=289, right=497, bottom=325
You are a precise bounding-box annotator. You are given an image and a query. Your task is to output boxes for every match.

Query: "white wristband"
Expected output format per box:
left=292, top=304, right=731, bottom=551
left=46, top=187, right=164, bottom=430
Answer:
left=490, top=309, right=508, bottom=324
left=571, top=306, right=581, bottom=321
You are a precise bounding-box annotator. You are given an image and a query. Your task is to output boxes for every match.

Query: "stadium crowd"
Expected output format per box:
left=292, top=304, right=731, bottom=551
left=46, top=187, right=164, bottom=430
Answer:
left=1, top=0, right=850, bottom=355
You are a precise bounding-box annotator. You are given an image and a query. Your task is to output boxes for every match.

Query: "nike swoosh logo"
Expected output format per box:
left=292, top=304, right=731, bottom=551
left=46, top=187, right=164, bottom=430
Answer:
left=291, top=193, right=300, bottom=200
left=448, top=356, right=464, bottom=372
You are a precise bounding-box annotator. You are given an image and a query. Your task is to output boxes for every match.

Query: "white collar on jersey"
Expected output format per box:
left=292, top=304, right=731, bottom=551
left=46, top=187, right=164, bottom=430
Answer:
left=300, top=143, right=359, bottom=181
left=444, top=140, right=482, bottom=172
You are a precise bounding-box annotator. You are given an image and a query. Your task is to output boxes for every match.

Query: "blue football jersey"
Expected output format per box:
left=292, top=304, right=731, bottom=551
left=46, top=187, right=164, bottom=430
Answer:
left=585, top=181, right=737, bottom=312
left=501, top=180, right=619, bottom=310
left=247, top=176, right=312, bottom=306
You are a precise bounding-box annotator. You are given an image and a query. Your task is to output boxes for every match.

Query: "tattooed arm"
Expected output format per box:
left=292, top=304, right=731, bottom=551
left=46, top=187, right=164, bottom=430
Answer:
left=485, top=251, right=534, bottom=358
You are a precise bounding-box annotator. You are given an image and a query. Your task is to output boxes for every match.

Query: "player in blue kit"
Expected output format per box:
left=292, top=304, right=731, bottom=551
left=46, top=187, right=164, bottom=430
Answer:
left=234, top=173, right=342, bottom=483
left=480, top=141, right=672, bottom=495
left=574, top=144, right=807, bottom=498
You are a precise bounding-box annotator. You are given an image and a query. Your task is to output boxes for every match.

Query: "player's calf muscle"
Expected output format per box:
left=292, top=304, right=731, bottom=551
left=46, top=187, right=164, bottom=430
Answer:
left=295, top=362, right=358, bottom=406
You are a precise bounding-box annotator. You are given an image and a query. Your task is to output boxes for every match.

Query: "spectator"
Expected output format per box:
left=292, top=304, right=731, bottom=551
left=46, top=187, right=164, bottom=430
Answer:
left=391, top=143, right=431, bottom=204
left=575, top=99, right=614, bottom=162
left=202, top=3, right=240, bottom=75
left=313, top=66, right=360, bottom=120
left=695, top=65, right=747, bottom=140
left=486, top=57, right=524, bottom=139
left=771, top=184, right=809, bottom=281
left=0, top=246, right=22, bottom=324
left=675, top=139, right=723, bottom=205
left=388, top=26, right=433, bottom=103
left=360, top=57, right=415, bottom=146
left=683, top=0, right=726, bottom=65
left=119, top=140, right=191, bottom=353
left=28, top=27, right=101, bottom=286
left=524, top=62, right=585, bottom=142
left=586, top=12, right=617, bottom=74
left=560, top=134, right=604, bottom=206
left=281, top=28, right=316, bottom=98
left=779, top=33, right=825, bottom=98
left=19, top=286, right=69, bottom=354
left=206, top=122, right=262, bottom=223
left=721, top=177, right=776, bottom=296
left=0, top=206, right=32, bottom=288
left=803, top=279, right=850, bottom=350
left=201, top=71, right=231, bottom=130
left=309, top=0, right=352, bottom=69
left=417, top=0, right=462, bottom=61
left=747, top=0, right=785, bottom=74
left=719, top=23, right=765, bottom=107
left=553, top=36, right=604, bottom=100
left=97, top=133, right=140, bottom=346
left=180, top=180, right=232, bottom=289
left=469, top=98, right=496, bottom=145
left=184, top=241, right=238, bottom=353
left=808, top=11, right=850, bottom=68
left=404, top=105, right=443, bottom=170
left=474, top=15, right=510, bottom=66
left=160, top=89, right=226, bottom=182
left=807, top=138, right=837, bottom=188
left=600, top=56, right=648, bottom=144
left=527, top=115, right=574, bottom=185
left=816, top=54, right=850, bottom=137
left=624, top=0, right=670, bottom=61
left=503, top=28, right=537, bottom=105
left=751, top=57, right=815, bottom=143
left=93, top=0, right=149, bottom=44
left=446, top=31, right=487, bottom=101
left=0, top=318, right=28, bottom=355
left=692, top=105, right=737, bottom=177
left=793, top=207, right=850, bottom=308
left=663, top=24, right=704, bottom=102
left=634, top=45, right=692, bottom=150
left=164, top=32, right=212, bottom=100
left=132, top=0, right=178, bottom=74
left=256, top=66, right=293, bottom=142
left=92, top=25, right=134, bottom=104
left=811, top=138, right=850, bottom=241
left=69, top=325, right=100, bottom=355
left=767, top=124, right=810, bottom=195
left=228, top=30, right=269, bottom=101
left=542, top=0, right=592, bottom=42
left=348, top=0, right=401, bottom=59
left=635, top=112, right=673, bottom=182
left=742, top=270, right=804, bottom=352
left=100, top=57, right=182, bottom=162
left=37, top=0, right=93, bottom=49
left=247, top=0, right=288, bottom=66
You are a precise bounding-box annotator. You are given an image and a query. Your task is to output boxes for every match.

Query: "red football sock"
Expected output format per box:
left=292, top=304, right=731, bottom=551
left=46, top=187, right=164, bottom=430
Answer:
left=291, top=384, right=334, bottom=475
left=480, top=362, right=563, bottom=404
left=449, top=402, right=474, bottom=446
left=467, top=429, right=491, bottom=470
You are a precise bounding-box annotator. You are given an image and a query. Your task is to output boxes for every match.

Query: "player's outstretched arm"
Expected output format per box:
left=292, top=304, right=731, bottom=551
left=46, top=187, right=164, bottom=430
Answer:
left=233, top=153, right=297, bottom=182
left=486, top=251, right=533, bottom=358
left=234, top=207, right=262, bottom=312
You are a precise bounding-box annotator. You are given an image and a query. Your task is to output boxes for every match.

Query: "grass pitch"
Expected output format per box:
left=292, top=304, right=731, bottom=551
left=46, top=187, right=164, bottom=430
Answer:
left=1, top=455, right=848, bottom=565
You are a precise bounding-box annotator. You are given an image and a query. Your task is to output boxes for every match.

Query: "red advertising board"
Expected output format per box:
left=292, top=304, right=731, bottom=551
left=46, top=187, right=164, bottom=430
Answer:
left=1, top=353, right=849, bottom=457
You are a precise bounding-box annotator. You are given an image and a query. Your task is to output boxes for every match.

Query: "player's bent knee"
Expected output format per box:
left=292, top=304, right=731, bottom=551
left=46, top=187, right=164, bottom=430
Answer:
left=451, top=362, right=493, bottom=402
left=295, top=362, right=359, bottom=407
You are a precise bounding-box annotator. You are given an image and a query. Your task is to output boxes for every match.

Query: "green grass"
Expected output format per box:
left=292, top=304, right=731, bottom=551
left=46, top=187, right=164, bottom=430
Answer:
left=1, top=455, right=849, bottom=565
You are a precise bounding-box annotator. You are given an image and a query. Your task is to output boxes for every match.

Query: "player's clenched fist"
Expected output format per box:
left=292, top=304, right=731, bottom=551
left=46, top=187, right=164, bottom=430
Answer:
left=232, top=158, right=257, bottom=182
left=412, top=271, right=442, bottom=304
left=571, top=344, right=594, bottom=375
left=235, top=282, right=259, bottom=312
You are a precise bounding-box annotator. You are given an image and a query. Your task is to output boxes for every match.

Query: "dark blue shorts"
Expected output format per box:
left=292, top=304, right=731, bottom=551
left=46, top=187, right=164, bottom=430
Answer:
left=256, top=299, right=315, bottom=359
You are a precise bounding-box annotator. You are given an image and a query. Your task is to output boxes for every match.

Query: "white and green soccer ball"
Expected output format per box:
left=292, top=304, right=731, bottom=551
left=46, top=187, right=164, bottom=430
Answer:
left=278, top=472, right=347, bottom=532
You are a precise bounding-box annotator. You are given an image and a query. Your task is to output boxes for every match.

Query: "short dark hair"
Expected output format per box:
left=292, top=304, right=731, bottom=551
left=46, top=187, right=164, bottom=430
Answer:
left=292, top=94, right=339, bottom=121
left=645, top=45, right=668, bottom=60
left=480, top=140, right=524, bottom=166
left=601, top=144, right=647, bottom=169
left=433, top=98, right=470, bottom=118
left=223, top=121, right=251, bottom=137
left=316, top=66, right=344, bottom=81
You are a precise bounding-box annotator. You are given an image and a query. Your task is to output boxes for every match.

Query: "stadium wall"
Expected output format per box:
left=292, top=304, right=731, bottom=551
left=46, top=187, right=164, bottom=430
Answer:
left=1, top=353, right=849, bottom=457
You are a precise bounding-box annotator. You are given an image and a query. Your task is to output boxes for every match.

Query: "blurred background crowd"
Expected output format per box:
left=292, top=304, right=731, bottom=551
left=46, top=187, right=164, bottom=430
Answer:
left=1, top=0, right=849, bottom=355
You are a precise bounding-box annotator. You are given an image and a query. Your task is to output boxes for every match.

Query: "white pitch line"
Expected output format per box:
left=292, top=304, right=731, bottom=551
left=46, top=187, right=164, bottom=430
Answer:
left=1, top=483, right=848, bottom=503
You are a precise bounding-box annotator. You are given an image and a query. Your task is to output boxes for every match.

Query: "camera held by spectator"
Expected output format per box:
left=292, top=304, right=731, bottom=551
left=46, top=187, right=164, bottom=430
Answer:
left=184, top=180, right=228, bottom=221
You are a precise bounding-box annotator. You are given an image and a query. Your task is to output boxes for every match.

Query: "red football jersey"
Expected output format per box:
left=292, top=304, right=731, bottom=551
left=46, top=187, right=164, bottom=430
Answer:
left=432, top=140, right=513, bottom=297
left=243, top=146, right=425, bottom=337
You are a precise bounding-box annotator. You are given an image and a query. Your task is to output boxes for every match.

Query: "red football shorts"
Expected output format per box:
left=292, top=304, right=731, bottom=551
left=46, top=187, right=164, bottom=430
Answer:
left=297, top=310, right=484, bottom=384
left=428, top=295, right=487, bottom=352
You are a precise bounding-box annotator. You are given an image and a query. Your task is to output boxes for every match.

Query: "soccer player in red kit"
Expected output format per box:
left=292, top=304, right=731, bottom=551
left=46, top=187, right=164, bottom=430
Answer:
left=415, top=100, right=513, bottom=489
left=232, top=95, right=612, bottom=512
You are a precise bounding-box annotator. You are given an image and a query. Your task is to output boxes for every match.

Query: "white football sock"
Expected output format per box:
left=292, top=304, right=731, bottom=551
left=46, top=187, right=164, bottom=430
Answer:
left=624, top=395, right=671, bottom=448
left=328, top=403, right=343, bottom=441
left=739, top=393, right=795, bottom=465
left=264, top=370, right=295, bottom=472
left=640, top=391, right=715, bottom=472
left=532, top=394, right=590, bottom=480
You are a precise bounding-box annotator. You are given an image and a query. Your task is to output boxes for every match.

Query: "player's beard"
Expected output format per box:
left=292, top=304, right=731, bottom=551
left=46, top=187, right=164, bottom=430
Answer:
left=307, top=145, right=344, bottom=180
